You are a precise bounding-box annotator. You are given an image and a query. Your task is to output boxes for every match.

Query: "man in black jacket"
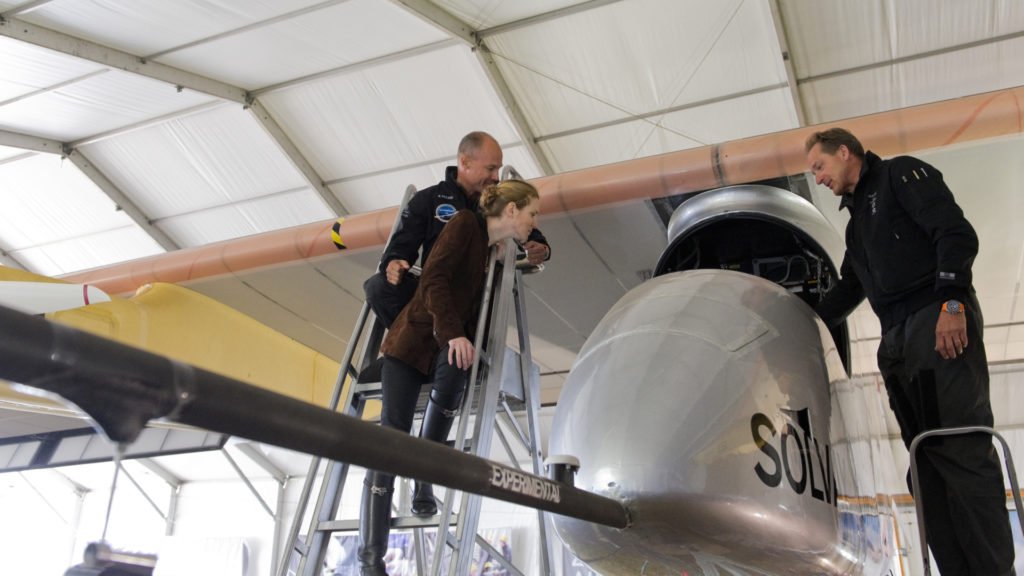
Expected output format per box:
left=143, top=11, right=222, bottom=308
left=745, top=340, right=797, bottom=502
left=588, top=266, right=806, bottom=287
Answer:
left=364, top=131, right=550, bottom=328
left=359, top=132, right=550, bottom=524
left=806, top=128, right=1013, bottom=576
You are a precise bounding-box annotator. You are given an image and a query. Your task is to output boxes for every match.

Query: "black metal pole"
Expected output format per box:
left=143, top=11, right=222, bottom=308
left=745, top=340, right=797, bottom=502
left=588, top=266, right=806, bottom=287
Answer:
left=0, top=304, right=630, bottom=530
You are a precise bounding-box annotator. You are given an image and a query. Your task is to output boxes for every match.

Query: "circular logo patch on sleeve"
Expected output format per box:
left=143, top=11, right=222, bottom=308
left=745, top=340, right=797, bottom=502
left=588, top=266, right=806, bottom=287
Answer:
left=331, top=218, right=346, bottom=250
left=434, top=203, right=457, bottom=222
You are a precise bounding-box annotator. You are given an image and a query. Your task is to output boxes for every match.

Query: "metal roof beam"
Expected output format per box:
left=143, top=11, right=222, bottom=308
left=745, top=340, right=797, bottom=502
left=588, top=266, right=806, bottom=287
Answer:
left=233, top=441, right=288, bottom=485
left=247, top=100, right=348, bottom=215
left=136, top=458, right=183, bottom=487
left=0, top=128, right=63, bottom=154
left=0, top=16, right=249, bottom=103
left=386, top=0, right=477, bottom=45
left=386, top=0, right=553, bottom=175
left=478, top=0, right=626, bottom=38
left=65, top=148, right=181, bottom=251
left=768, top=0, right=806, bottom=126
left=0, top=248, right=27, bottom=270
left=475, top=45, right=553, bottom=174
left=222, top=450, right=275, bottom=518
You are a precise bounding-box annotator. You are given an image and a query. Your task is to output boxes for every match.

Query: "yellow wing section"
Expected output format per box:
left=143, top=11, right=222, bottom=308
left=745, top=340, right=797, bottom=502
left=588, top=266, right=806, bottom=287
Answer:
left=1, top=278, right=379, bottom=420
left=0, top=267, right=68, bottom=284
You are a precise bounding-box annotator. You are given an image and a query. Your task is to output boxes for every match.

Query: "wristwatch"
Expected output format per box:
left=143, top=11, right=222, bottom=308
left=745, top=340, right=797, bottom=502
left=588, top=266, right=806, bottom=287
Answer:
left=941, top=299, right=964, bottom=315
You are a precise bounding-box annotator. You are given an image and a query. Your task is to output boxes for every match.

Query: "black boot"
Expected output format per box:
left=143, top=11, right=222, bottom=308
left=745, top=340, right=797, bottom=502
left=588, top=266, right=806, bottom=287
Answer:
left=411, top=391, right=461, bottom=516
left=358, top=472, right=394, bottom=576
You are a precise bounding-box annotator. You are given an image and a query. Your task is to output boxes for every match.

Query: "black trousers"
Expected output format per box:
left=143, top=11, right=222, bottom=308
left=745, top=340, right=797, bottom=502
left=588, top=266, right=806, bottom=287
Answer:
left=379, top=347, right=469, bottom=434
left=363, top=271, right=418, bottom=330
left=877, top=294, right=1014, bottom=576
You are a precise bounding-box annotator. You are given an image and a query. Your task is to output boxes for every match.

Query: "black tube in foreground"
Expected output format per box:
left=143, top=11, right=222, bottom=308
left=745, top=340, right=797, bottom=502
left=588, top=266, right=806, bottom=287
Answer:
left=0, top=304, right=630, bottom=530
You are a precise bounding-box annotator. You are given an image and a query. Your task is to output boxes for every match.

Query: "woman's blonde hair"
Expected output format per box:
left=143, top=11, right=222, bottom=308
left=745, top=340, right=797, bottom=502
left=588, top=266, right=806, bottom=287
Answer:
left=479, top=180, right=539, bottom=217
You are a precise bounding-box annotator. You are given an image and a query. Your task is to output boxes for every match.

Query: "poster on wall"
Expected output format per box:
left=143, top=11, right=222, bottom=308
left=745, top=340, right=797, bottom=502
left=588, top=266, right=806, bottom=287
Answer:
left=323, top=527, right=513, bottom=575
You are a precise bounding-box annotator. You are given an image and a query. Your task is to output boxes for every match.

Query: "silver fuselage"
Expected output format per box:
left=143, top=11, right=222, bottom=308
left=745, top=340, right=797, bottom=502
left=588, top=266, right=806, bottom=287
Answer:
left=548, top=186, right=897, bottom=575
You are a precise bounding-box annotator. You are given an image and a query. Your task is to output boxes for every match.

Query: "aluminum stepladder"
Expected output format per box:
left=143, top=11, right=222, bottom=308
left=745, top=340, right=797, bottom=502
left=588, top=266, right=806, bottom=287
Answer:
left=908, top=426, right=1024, bottom=576
left=429, top=240, right=552, bottom=576
left=277, top=185, right=551, bottom=576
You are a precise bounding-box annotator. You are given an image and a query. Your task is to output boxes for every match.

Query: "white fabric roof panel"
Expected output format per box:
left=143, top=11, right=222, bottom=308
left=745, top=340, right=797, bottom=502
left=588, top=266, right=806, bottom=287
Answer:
left=782, top=0, right=1024, bottom=80
left=15, top=226, right=165, bottom=278
left=155, top=0, right=449, bottom=90
left=0, top=69, right=217, bottom=142
left=0, top=35, right=106, bottom=104
left=156, top=188, right=333, bottom=247
left=655, top=87, right=798, bottom=146
left=328, top=160, right=453, bottom=215
left=260, top=43, right=519, bottom=182
left=798, top=34, right=1024, bottom=124
left=541, top=120, right=702, bottom=174
left=14, top=0, right=331, bottom=57
left=328, top=143, right=541, bottom=214
left=498, top=145, right=543, bottom=180
left=80, top=104, right=312, bottom=222
left=538, top=87, right=798, bottom=173
left=0, top=146, right=30, bottom=162
left=434, top=0, right=589, bottom=29
left=0, top=153, right=164, bottom=275
left=485, top=0, right=787, bottom=141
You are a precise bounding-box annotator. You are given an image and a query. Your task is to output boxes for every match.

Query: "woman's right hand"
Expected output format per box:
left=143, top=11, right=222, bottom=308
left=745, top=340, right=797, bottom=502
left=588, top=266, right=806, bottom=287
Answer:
left=448, top=337, right=475, bottom=370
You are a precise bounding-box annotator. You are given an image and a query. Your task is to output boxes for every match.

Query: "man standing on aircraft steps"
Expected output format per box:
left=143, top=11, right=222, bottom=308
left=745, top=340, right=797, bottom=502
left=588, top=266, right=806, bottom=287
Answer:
left=361, top=131, right=551, bottom=517
left=807, top=127, right=1014, bottom=576
left=364, top=131, right=550, bottom=328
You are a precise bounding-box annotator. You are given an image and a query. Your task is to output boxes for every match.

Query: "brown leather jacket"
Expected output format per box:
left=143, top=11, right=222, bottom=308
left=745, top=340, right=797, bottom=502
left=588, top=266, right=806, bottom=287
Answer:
left=381, top=209, right=489, bottom=374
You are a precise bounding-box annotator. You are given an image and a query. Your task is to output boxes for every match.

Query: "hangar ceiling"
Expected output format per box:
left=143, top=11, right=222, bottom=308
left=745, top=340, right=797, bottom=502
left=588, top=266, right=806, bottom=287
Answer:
left=0, top=0, right=1021, bottom=275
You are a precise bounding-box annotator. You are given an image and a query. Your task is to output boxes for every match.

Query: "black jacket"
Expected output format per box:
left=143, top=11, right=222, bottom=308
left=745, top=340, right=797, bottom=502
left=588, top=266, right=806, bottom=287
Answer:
left=816, top=151, right=978, bottom=332
left=380, top=166, right=549, bottom=270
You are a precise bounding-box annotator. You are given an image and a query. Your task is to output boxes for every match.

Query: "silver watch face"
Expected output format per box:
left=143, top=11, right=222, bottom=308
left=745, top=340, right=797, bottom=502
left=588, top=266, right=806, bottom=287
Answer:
left=946, top=299, right=962, bottom=313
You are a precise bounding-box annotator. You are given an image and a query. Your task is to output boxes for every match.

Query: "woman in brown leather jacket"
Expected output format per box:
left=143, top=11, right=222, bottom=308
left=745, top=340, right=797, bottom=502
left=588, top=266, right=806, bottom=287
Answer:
left=358, top=179, right=540, bottom=576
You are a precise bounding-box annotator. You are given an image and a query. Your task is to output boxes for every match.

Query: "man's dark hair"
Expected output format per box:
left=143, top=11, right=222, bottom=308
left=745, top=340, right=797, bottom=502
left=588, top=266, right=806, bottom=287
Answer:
left=458, top=131, right=494, bottom=158
left=805, top=127, right=865, bottom=159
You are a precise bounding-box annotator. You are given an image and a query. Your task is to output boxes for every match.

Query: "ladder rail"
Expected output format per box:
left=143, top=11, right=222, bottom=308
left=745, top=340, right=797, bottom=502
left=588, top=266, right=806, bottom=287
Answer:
left=908, top=425, right=1024, bottom=576
left=279, top=184, right=417, bottom=576
left=473, top=533, right=524, bottom=576
left=499, top=397, right=531, bottom=450
left=430, top=240, right=510, bottom=576
left=493, top=416, right=522, bottom=471
left=450, top=242, right=519, bottom=576
left=513, top=269, right=554, bottom=576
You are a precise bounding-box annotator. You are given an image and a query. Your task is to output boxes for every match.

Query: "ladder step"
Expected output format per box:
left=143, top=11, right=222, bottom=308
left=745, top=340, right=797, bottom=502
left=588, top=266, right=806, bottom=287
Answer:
left=317, top=512, right=460, bottom=532
left=351, top=379, right=504, bottom=416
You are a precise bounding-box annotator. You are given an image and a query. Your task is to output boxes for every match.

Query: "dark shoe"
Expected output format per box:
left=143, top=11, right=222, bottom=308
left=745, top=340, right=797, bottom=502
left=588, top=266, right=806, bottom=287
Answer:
left=360, top=563, right=388, bottom=576
left=358, top=472, right=393, bottom=575
left=411, top=481, right=437, bottom=517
